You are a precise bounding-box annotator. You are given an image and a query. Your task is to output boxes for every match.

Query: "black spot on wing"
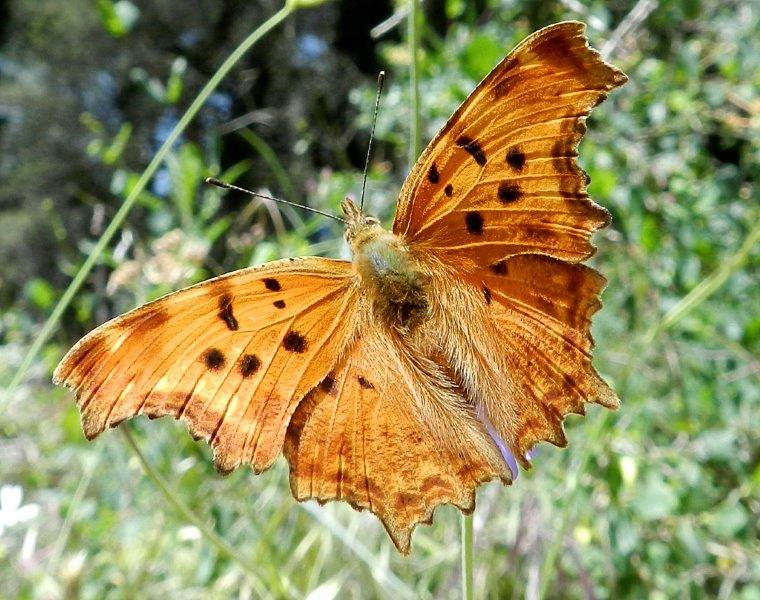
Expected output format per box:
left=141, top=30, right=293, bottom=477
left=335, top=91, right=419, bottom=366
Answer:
left=283, top=331, right=307, bottom=353
left=217, top=294, right=239, bottom=331
left=444, top=184, right=453, bottom=197
left=465, top=211, right=484, bottom=235
left=489, top=260, right=508, bottom=275
left=455, top=136, right=486, bottom=166
left=427, top=163, right=440, bottom=184
left=483, top=286, right=492, bottom=305
left=203, top=348, right=226, bottom=371
left=506, top=147, right=526, bottom=171
left=240, top=354, right=261, bottom=377
left=273, top=300, right=286, bottom=309
left=262, top=278, right=281, bottom=291
left=357, top=376, right=374, bottom=389
left=319, top=374, right=338, bottom=396
left=497, top=182, right=521, bottom=204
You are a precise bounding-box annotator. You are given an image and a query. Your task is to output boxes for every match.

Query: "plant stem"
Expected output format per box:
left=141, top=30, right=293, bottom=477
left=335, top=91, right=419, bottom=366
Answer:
left=121, top=428, right=273, bottom=597
left=2, top=4, right=294, bottom=414
left=644, top=218, right=760, bottom=343
left=404, top=1, right=477, bottom=594
left=462, top=513, right=475, bottom=600
left=408, top=0, right=421, bottom=164
left=404, top=0, right=477, bottom=593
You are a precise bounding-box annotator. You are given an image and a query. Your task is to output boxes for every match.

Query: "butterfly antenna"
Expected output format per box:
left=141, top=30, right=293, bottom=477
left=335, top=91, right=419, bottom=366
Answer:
left=359, top=71, right=386, bottom=213
left=205, top=178, right=348, bottom=224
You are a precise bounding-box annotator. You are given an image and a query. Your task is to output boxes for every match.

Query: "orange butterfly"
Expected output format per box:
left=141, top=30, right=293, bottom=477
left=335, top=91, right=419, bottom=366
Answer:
left=55, top=22, right=627, bottom=553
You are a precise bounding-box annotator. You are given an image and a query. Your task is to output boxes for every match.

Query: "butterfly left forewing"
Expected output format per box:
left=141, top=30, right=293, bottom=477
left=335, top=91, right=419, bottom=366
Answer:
left=54, top=257, right=359, bottom=474
left=393, top=21, right=627, bottom=271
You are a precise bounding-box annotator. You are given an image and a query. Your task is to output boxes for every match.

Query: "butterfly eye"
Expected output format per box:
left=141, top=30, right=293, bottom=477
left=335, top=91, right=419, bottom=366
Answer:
left=364, top=216, right=380, bottom=227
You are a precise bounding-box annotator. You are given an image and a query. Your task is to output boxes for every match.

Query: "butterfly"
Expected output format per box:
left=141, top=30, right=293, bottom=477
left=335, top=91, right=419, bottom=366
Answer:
left=54, top=22, right=627, bottom=554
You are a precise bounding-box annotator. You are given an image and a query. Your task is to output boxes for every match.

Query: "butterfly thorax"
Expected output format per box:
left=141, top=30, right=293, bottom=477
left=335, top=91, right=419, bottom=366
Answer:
left=342, top=198, right=431, bottom=331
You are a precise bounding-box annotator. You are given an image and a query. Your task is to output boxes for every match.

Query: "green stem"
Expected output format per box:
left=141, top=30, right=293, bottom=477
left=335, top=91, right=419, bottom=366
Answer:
left=644, top=218, right=760, bottom=343
left=408, top=0, right=422, bottom=164
left=237, top=128, right=299, bottom=205
left=2, top=4, right=294, bottom=413
left=461, top=513, right=475, bottom=600
left=404, top=0, right=478, bottom=593
left=405, top=1, right=478, bottom=594
left=121, top=428, right=272, bottom=597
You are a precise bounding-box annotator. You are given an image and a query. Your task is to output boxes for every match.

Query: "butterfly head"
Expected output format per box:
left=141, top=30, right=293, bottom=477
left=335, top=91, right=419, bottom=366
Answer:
left=341, top=197, right=383, bottom=251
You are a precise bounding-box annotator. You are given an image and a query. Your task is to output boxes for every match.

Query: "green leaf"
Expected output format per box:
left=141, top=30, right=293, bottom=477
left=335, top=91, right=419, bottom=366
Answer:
left=102, top=123, right=133, bottom=165
left=461, top=35, right=502, bottom=80
left=631, top=473, right=679, bottom=520
left=166, top=143, right=204, bottom=228
left=708, top=502, right=749, bottom=538
left=165, top=57, right=187, bottom=104
left=24, top=278, right=56, bottom=310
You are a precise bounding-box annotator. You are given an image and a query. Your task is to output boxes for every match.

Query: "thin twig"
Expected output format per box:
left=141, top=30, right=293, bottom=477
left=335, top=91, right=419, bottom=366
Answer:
left=644, top=219, right=760, bottom=343
left=371, top=6, right=410, bottom=39
left=601, top=0, right=658, bottom=60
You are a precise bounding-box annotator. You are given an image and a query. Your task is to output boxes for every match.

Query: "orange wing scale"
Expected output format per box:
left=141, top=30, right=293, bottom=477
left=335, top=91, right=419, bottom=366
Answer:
left=54, top=257, right=359, bottom=474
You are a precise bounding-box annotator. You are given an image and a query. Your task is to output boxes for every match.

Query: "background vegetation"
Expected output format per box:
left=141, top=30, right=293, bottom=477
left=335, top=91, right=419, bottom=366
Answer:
left=1, top=0, right=758, bottom=598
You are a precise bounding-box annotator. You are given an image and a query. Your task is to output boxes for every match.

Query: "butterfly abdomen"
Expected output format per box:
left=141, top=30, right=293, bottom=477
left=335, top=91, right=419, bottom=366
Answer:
left=352, top=230, right=431, bottom=331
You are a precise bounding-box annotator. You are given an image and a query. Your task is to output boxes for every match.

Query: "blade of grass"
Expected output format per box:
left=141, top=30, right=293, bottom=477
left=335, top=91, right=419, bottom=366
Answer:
left=2, top=3, right=295, bottom=414
left=298, top=503, right=417, bottom=599
left=121, top=427, right=276, bottom=598
left=46, top=450, right=99, bottom=575
left=237, top=129, right=299, bottom=204
left=408, top=0, right=422, bottom=164
left=537, top=411, right=610, bottom=599
left=643, top=218, right=760, bottom=343
left=461, top=513, right=474, bottom=600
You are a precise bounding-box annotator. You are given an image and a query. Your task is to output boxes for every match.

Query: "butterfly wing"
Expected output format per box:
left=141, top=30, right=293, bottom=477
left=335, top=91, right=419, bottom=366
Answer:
left=392, top=21, right=627, bottom=270
left=283, top=315, right=510, bottom=553
left=391, top=22, right=625, bottom=465
left=477, top=254, right=618, bottom=461
left=54, top=257, right=359, bottom=474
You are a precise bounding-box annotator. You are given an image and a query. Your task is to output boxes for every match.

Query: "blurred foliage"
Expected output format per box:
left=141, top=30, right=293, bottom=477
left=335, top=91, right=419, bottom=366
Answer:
left=1, top=0, right=759, bottom=598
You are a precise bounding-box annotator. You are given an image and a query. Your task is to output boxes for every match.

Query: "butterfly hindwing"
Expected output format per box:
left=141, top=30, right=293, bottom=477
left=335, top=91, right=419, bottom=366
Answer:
left=54, top=257, right=359, bottom=474
left=393, top=21, right=627, bottom=271
left=283, top=316, right=510, bottom=553
left=478, top=254, right=618, bottom=461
